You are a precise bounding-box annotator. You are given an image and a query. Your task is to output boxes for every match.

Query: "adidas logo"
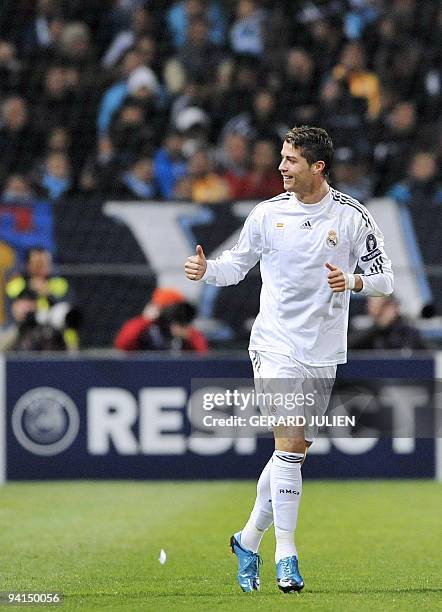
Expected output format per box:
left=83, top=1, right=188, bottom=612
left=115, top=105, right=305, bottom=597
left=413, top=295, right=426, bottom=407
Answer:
left=300, top=220, right=313, bottom=229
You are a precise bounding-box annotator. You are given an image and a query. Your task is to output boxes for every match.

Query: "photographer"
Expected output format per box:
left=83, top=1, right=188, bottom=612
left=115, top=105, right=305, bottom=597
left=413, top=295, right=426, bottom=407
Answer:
left=6, top=247, right=81, bottom=349
left=115, top=292, right=207, bottom=353
left=0, top=288, right=66, bottom=351
left=348, top=296, right=426, bottom=351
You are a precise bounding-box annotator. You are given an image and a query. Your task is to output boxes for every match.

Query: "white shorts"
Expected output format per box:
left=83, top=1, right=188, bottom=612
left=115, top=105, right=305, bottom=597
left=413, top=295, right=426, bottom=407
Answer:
left=249, top=350, right=336, bottom=442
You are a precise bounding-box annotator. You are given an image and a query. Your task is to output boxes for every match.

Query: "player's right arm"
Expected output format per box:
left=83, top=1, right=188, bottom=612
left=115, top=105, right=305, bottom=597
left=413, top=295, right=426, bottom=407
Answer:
left=184, top=208, right=263, bottom=286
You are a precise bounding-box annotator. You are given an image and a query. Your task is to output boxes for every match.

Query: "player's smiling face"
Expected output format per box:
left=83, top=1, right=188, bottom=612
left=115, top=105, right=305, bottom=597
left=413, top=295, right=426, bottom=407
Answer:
left=279, top=142, right=314, bottom=193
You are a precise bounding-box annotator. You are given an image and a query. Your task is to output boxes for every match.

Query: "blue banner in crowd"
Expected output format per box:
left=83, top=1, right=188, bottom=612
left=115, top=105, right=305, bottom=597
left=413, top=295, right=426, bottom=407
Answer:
left=4, top=355, right=437, bottom=481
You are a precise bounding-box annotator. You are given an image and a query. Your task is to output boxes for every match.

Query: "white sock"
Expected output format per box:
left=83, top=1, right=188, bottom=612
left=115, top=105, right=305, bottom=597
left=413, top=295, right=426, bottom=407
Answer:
left=241, top=457, right=273, bottom=552
left=270, top=450, right=303, bottom=563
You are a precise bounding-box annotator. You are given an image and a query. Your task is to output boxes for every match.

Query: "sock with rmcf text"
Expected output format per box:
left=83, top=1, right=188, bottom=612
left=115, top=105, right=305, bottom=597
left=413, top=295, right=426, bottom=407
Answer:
left=270, top=450, right=303, bottom=563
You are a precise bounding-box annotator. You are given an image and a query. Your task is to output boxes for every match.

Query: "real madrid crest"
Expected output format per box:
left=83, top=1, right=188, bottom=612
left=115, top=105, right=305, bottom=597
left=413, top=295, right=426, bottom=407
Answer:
left=326, top=229, right=338, bottom=247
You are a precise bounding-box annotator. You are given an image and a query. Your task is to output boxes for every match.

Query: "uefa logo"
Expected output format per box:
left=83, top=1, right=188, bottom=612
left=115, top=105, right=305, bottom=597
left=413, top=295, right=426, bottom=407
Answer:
left=12, top=387, right=80, bottom=456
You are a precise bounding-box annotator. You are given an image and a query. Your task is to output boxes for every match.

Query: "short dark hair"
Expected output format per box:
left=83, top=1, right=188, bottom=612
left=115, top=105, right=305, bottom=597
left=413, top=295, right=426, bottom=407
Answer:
left=284, top=126, right=334, bottom=178
left=25, top=247, right=49, bottom=263
left=161, top=302, right=196, bottom=326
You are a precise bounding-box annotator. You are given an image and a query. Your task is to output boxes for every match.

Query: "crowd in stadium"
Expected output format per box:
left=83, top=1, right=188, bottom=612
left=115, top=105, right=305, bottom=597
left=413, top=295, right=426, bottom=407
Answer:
left=0, top=0, right=441, bottom=204
left=0, top=0, right=441, bottom=350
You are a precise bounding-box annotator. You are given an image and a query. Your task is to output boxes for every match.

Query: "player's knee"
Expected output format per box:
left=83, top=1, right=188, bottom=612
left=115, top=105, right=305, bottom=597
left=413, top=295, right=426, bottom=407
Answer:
left=275, top=437, right=307, bottom=454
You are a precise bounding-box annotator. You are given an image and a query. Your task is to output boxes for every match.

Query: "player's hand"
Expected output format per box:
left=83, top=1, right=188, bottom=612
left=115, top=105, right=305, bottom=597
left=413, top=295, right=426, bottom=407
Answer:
left=325, top=262, right=346, bottom=293
left=185, top=245, right=207, bottom=281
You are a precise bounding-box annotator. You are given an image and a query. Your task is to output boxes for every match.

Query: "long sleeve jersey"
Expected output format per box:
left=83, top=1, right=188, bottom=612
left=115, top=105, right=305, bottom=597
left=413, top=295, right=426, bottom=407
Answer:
left=202, top=187, right=394, bottom=366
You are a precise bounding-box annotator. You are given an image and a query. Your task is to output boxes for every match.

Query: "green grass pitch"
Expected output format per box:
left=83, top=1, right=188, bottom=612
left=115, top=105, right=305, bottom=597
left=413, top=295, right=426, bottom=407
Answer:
left=1, top=480, right=441, bottom=611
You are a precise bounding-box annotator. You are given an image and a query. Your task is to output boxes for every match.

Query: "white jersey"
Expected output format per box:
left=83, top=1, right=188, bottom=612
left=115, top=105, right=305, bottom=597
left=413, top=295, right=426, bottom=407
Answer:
left=202, top=188, right=394, bottom=366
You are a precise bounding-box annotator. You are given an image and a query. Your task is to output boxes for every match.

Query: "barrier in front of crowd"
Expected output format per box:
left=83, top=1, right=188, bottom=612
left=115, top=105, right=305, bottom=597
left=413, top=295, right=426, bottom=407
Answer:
left=0, top=353, right=441, bottom=482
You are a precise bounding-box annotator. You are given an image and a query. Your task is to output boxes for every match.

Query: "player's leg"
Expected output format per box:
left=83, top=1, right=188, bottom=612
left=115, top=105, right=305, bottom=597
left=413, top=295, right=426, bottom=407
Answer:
left=271, top=363, right=336, bottom=593
left=241, top=350, right=274, bottom=552
left=230, top=456, right=272, bottom=592
left=241, top=455, right=273, bottom=551
left=230, top=351, right=272, bottom=592
left=271, top=425, right=307, bottom=593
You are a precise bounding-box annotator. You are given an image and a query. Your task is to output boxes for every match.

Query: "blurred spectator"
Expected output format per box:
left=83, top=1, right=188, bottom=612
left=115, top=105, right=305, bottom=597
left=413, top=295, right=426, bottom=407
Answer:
left=0, top=96, right=42, bottom=183
left=303, top=17, right=343, bottom=73
left=0, top=41, right=23, bottom=95
left=278, top=48, right=318, bottom=124
left=316, top=77, right=369, bottom=156
left=217, top=133, right=250, bottom=197
left=421, top=61, right=442, bottom=125
left=109, top=97, right=161, bottom=165
left=154, top=131, right=188, bottom=199
left=0, top=287, right=66, bottom=351
left=63, top=1, right=113, bottom=48
left=169, top=77, right=210, bottom=126
left=19, top=0, right=64, bottom=56
left=112, top=155, right=158, bottom=200
left=163, top=302, right=208, bottom=352
left=371, top=101, right=418, bottom=194
left=34, top=64, right=94, bottom=171
left=6, top=248, right=79, bottom=349
left=1, top=174, right=35, bottom=203
left=136, top=35, right=160, bottom=71
left=375, top=84, right=399, bottom=127
left=104, top=65, right=166, bottom=155
left=349, top=296, right=426, bottom=351
left=35, top=66, right=77, bottom=132
left=388, top=151, right=442, bottom=207
left=36, top=152, right=72, bottom=201
left=97, top=48, right=143, bottom=138
left=6, top=247, right=70, bottom=311
left=332, top=147, right=373, bottom=203
left=231, top=139, right=282, bottom=200
left=126, top=65, right=161, bottom=102
left=420, top=5, right=442, bottom=122
left=174, top=106, right=211, bottom=158
left=229, top=0, right=265, bottom=57
left=167, top=0, right=226, bottom=49
left=174, top=176, right=194, bottom=200
left=343, top=0, right=380, bottom=40
left=388, top=0, right=426, bottom=39
left=56, top=22, right=96, bottom=73
left=115, top=287, right=208, bottom=352
left=102, top=6, right=158, bottom=69
left=217, top=132, right=249, bottom=174
left=221, top=89, right=288, bottom=144
left=187, top=149, right=229, bottom=204
left=46, top=127, right=71, bottom=155
left=74, top=160, right=101, bottom=196
left=384, top=41, right=425, bottom=104
left=208, top=58, right=259, bottom=127
left=368, top=14, right=400, bottom=78
left=177, top=15, right=224, bottom=82
left=332, top=41, right=381, bottom=119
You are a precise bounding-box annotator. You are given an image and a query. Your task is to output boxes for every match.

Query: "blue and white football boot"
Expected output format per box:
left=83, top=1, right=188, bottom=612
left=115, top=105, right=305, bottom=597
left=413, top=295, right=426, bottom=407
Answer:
left=276, top=555, right=304, bottom=593
left=230, top=531, right=262, bottom=592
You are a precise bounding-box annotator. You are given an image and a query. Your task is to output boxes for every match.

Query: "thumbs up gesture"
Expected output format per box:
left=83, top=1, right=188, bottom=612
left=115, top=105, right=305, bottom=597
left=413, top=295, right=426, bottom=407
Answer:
left=184, top=244, right=207, bottom=281
left=325, top=262, right=346, bottom=292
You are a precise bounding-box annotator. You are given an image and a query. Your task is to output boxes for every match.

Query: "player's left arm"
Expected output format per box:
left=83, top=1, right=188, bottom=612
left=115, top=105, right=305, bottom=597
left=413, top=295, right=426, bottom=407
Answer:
left=326, top=211, right=394, bottom=296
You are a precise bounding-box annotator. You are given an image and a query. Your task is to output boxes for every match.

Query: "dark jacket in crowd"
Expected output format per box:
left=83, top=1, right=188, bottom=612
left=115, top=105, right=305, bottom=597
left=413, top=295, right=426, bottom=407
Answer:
left=348, top=317, right=426, bottom=351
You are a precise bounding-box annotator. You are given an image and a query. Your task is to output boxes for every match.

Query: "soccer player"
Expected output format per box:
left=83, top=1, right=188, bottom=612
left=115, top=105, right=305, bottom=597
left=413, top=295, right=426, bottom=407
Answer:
left=184, top=126, right=394, bottom=593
